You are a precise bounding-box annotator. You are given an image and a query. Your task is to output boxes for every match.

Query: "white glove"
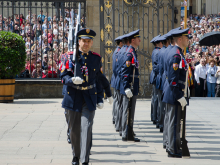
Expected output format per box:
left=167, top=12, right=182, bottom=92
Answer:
left=72, top=77, right=83, bottom=85
left=107, top=97, right=113, bottom=104
left=178, top=97, right=187, bottom=107
left=125, top=88, right=133, bottom=98
left=97, top=103, right=104, bottom=109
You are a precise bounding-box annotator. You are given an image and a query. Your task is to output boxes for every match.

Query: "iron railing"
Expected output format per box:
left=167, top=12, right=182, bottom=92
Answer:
left=0, top=0, right=86, bottom=79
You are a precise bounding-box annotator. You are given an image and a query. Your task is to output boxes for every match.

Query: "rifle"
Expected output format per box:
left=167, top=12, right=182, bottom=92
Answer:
left=70, top=3, right=82, bottom=78
left=180, top=69, right=190, bottom=158
left=126, top=65, right=136, bottom=141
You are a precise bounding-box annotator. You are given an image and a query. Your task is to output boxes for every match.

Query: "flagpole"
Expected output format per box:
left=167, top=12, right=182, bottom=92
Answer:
left=184, top=0, right=187, bottom=55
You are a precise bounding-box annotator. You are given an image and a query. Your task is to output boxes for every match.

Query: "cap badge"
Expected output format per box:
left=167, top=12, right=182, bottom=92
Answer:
left=86, top=29, right=90, bottom=34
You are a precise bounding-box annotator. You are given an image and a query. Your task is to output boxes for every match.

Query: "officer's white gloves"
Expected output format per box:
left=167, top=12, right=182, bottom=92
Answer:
left=72, top=77, right=83, bottom=85
left=107, top=97, right=113, bottom=104
left=178, top=97, right=187, bottom=107
left=125, top=88, right=133, bottom=98
left=97, top=103, right=104, bottom=109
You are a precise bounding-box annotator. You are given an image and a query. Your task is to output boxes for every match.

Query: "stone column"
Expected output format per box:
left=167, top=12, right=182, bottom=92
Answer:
left=86, top=0, right=101, bottom=54
left=197, top=0, right=202, bottom=14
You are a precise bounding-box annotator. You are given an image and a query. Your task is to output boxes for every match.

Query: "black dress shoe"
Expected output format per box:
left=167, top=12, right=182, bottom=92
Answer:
left=153, top=121, right=157, bottom=124
left=168, top=151, right=182, bottom=158
left=119, top=132, right=122, bottom=136
left=113, top=121, right=115, bottom=124
left=72, top=157, right=79, bottom=165
left=156, top=123, right=160, bottom=128
left=133, top=137, right=140, bottom=142
left=160, top=127, right=163, bottom=132
left=82, top=163, right=88, bottom=165
left=122, top=137, right=127, bottom=141
left=116, top=130, right=119, bottom=132
left=163, top=145, right=166, bottom=149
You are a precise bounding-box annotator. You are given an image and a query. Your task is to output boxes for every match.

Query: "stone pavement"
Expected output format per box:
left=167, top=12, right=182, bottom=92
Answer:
left=0, top=98, right=220, bottom=165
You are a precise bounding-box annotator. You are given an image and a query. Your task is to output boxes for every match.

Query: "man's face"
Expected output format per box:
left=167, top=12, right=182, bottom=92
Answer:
left=181, top=36, right=189, bottom=48
left=79, top=39, right=93, bottom=53
left=132, top=37, right=141, bottom=48
left=200, top=59, right=205, bottom=66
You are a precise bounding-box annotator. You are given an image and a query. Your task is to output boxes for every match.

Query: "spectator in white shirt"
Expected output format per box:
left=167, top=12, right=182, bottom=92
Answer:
left=206, top=59, right=217, bottom=97
left=194, top=59, right=207, bottom=97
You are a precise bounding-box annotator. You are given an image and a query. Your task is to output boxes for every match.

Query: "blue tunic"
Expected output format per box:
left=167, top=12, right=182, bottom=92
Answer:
left=150, top=47, right=161, bottom=84
left=61, top=51, right=104, bottom=112
left=162, top=46, right=188, bottom=105
left=111, top=46, right=121, bottom=88
left=156, top=46, right=167, bottom=90
left=120, top=45, right=139, bottom=96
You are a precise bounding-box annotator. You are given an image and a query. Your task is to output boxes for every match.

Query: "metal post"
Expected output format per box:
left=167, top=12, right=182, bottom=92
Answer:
left=99, top=0, right=105, bottom=73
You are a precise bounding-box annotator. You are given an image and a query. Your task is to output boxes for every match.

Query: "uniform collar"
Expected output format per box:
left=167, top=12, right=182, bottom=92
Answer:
left=79, top=50, right=90, bottom=56
left=130, top=45, right=136, bottom=52
left=176, top=46, right=183, bottom=54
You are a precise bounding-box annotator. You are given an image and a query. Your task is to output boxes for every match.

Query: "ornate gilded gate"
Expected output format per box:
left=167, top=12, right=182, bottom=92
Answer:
left=99, top=0, right=175, bottom=98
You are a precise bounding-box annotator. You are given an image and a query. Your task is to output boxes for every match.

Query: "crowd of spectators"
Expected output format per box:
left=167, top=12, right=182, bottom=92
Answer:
left=1, top=7, right=220, bottom=97
left=183, top=13, right=220, bottom=97
left=0, top=8, right=85, bottom=78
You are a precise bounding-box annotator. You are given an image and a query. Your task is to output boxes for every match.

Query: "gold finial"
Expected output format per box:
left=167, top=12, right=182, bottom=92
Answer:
left=105, top=24, right=112, bottom=33
left=105, top=1, right=112, bottom=8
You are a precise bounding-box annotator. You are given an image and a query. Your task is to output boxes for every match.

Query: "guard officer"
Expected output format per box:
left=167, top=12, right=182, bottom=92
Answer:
left=114, top=34, right=129, bottom=135
left=162, top=27, right=181, bottom=150
left=150, top=35, right=163, bottom=124
left=149, top=35, right=159, bottom=123
left=61, top=28, right=105, bottom=165
left=60, top=52, right=71, bottom=144
left=111, top=36, right=123, bottom=125
left=155, top=34, right=171, bottom=132
left=162, top=28, right=189, bottom=158
left=120, top=30, right=141, bottom=142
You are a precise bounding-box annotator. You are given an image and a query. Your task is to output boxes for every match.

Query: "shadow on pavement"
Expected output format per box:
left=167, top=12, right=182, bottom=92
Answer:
left=8, top=100, right=59, bottom=104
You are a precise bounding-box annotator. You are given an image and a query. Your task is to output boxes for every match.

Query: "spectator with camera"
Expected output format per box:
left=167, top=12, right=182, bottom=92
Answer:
left=206, top=59, right=217, bottom=97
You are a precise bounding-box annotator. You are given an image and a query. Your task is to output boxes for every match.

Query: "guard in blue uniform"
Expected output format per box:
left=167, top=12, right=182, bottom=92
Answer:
left=149, top=35, right=160, bottom=122
left=162, top=27, right=181, bottom=150
left=150, top=35, right=163, bottom=124
left=155, top=34, right=171, bottom=132
left=162, top=28, right=190, bottom=158
left=61, top=28, right=104, bottom=165
left=111, top=36, right=123, bottom=125
left=119, top=30, right=141, bottom=142
left=114, top=34, right=129, bottom=135
left=60, top=52, right=72, bottom=144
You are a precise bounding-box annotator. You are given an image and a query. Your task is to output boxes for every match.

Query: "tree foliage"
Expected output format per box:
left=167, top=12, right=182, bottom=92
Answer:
left=0, top=31, right=26, bottom=79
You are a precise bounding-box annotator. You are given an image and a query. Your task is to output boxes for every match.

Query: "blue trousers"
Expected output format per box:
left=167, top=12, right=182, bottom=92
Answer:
left=207, top=82, right=216, bottom=97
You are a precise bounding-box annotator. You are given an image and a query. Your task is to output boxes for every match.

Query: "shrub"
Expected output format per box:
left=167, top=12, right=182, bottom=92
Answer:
left=0, top=31, right=26, bottom=79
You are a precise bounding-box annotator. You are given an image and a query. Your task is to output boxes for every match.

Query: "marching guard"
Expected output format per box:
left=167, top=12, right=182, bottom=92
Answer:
left=162, top=28, right=190, bottom=158
left=61, top=28, right=105, bottom=165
